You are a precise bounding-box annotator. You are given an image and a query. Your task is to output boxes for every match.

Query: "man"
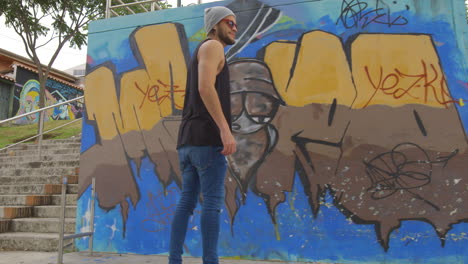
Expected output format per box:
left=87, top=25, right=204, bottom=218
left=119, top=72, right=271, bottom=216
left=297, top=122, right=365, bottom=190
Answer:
left=169, top=6, right=238, bottom=264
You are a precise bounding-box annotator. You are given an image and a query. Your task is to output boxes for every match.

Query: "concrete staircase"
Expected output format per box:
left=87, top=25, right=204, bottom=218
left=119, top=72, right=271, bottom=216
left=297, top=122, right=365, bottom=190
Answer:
left=0, top=137, right=80, bottom=251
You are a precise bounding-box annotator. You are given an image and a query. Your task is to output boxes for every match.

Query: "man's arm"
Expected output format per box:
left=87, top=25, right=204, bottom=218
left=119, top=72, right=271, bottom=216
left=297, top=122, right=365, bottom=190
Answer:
left=197, top=40, right=236, bottom=155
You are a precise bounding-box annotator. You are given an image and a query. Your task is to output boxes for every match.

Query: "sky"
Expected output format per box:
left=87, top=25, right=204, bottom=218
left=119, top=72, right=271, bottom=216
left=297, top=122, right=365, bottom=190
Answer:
left=0, top=0, right=220, bottom=72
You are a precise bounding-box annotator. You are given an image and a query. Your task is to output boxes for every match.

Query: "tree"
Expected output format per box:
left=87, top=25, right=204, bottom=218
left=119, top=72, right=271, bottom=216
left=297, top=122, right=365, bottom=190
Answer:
left=0, top=0, right=106, bottom=130
left=0, top=0, right=171, bottom=134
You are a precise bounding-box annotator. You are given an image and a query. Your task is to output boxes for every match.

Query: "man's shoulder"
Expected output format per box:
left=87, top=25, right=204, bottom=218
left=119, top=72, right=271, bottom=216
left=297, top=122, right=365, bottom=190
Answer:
left=199, top=39, right=224, bottom=55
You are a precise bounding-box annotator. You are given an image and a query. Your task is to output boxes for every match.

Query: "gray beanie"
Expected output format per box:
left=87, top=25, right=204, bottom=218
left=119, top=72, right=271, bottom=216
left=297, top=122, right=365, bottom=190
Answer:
left=204, top=6, right=236, bottom=33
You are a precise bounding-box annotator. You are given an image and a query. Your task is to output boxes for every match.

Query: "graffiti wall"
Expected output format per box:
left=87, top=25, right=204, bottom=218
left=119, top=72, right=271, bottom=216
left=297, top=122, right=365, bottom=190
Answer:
left=12, top=67, right=83, bottom=124
left=79, top=0, right=468, bottom=263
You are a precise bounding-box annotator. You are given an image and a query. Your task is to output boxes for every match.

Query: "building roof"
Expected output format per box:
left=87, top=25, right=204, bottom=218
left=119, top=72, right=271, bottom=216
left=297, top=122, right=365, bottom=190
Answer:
left=15, top=63, right=83, bottom=91
left=64, top=63, right=86, bottom=76
left=0, top=73, right=14, bottom=82
left=0, top=48, right=83, bottom=91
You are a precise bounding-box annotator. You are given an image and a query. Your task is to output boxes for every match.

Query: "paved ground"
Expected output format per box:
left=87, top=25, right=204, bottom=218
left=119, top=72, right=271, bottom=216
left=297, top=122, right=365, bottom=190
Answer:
left=0, top=251, right=331, bottom=264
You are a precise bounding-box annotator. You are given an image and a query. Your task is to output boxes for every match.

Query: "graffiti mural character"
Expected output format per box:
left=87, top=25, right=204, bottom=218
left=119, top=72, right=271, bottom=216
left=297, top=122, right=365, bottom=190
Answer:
left=14, top=79, right=56, bottom=124
left=225, top=59, right=284, bottom=224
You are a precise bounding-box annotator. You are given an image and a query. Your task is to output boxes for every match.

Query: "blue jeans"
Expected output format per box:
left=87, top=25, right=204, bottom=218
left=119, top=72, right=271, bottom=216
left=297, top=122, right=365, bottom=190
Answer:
left=169, top=145, right=227, bottom=264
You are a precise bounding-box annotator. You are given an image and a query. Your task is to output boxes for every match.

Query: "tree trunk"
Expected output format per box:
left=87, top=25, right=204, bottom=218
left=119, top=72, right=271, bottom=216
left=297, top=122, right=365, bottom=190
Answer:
left=36, top=74, right=47, bottom=143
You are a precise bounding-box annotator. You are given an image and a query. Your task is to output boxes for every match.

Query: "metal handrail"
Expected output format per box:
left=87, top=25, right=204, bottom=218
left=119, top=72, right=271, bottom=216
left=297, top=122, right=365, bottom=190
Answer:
left=0, top=96, right=84, bottom=157
left=0, top=95, right=89, bottom=263
left=0, top=118, right=83, bottom=152
left=0, top=96, right=83, bottom=125
left=57, top=176, right=96, bottom=264
left=106, top=0, right=161, bottom=18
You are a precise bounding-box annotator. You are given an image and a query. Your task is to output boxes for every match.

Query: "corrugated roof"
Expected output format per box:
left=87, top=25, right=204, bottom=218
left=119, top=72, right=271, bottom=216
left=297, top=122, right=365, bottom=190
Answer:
left=0, top=47, right=78, bottom=82
left=0, top=73, right=14, bottom=82
left=15, top=63, right=84, bottom=92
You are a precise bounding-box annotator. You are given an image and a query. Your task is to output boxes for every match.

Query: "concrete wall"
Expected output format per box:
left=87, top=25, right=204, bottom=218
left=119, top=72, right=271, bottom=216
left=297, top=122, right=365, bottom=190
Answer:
left=79, top=0, right=468, bottom=263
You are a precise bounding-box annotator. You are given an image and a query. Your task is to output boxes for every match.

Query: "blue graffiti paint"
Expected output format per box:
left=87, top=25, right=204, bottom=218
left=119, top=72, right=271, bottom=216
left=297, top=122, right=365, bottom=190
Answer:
left=81, top=1, right=468, bottom=262
left=87, top=28, right=140, bottom=74
left=77, top=164, right=468, bottom=263
left=80, top=117, right=96, bottom=153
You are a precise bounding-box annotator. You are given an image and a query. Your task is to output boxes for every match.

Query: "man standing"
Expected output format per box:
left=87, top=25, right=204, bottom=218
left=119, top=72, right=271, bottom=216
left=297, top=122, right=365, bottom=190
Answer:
left=169, top=6, right=238, bottom=264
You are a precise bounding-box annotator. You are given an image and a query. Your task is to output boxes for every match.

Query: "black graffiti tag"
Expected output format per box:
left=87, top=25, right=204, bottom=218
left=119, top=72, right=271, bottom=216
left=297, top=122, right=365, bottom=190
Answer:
left=337, top=0, right=409, bottom=29
left=364, top=143, right=458, bottom=211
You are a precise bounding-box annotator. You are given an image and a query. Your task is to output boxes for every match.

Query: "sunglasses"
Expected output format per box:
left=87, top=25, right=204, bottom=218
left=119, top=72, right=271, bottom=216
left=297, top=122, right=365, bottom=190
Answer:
left=230, top=92, right=279, bottom=124
left=221, top=19, right=237, bottom=29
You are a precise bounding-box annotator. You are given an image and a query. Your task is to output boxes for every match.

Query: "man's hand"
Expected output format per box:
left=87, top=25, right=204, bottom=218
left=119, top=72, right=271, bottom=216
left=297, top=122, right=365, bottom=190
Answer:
left=221, top=129, right=237, bottom=155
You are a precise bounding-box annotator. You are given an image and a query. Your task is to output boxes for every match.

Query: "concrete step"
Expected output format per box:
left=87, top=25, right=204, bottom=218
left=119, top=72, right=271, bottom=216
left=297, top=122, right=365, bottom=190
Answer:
left=36, top=138, right=81, bottom=144
left=0, top=232, right=74, bottom=251
left=0, top=148, right=80, bottom=157
left=11, top=218, right=75, bottom=233
left=0, top=204, right=77, bottom=219
left=0, top=194, right=78, bottom=206
left=0, top=175, right=78, bottom=185
left=0, top=167, right=77, bottom=177
left=1, top=138, right=81, bottom=147
left=2, top=143, right=82, bottom=151
left=0, top=154, right=80, bottom=163
left=0, top=184, right=78, bottom=195
left=34, top=206, right=76, bottom=218
left=0, top=160, right=80, bottom=169
left=51, top=194, right=77, bottom=206
left=0, top=195, right=52, bottom=206
left=0, top=219, right=12, bottom=233
left=0, top=184, right=61, bottom=195
left=0, top=141, right=81, bottom=152
left=0, top=206, right=34, bottom=219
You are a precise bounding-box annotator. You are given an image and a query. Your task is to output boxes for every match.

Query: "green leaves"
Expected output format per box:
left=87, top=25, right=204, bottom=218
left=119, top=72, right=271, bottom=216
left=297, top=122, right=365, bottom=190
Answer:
left=0, top=0, right=107, bottom=108
left=0, top=0, right=172, bottom=69
left=1, top=0, right=105, bottom=52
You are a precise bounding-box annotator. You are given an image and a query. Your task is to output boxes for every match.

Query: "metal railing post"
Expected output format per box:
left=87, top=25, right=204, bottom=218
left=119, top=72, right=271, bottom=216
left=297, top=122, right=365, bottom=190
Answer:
left=57, top=176, right=68, bottom=264
left=88, top=177, right=96, bottom=256
left=106, top=0, right=111, bottom=18
left=57, top=176, right=95, bottom=263
left=37, top=110, right=45, bottom=159
left=107, top=0, right=160, bottom=16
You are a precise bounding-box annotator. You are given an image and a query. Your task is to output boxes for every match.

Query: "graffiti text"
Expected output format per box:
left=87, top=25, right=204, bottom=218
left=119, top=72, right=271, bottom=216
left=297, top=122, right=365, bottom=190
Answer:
left=337, top=0, right=409, bottom=29
left=363, top=61, right=459, bottom=107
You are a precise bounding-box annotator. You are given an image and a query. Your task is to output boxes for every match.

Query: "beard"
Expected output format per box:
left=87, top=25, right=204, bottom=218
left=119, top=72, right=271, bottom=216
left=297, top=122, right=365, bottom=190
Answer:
left=218, top=29, right=236, bottom=45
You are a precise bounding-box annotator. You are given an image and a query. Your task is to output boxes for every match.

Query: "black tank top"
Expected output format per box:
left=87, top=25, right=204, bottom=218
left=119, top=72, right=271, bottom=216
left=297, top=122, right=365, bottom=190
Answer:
left=177, top=39, right=231, bottom=148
